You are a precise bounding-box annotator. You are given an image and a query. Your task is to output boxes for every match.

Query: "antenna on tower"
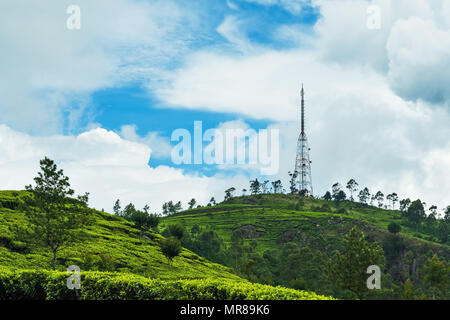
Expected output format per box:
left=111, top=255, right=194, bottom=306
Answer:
left=301, top=83, right=305, bottom=134
left=294, top=84, right=313, bottom=197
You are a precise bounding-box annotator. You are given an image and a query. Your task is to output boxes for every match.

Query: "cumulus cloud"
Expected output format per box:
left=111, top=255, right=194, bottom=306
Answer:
left=387, top=17, right=450, bottom=104
left=0, top=125, right=249, bottom=213
left=119, top=124, right=173, bottom=159
left=0, top=0, right=190, bottom=134
left=312, top=0, right=450, bottom=105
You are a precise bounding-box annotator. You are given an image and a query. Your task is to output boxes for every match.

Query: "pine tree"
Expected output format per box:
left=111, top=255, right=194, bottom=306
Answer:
left=16, top=157, right=92, bottom=270
left=327, top=227, right=384, bottom=299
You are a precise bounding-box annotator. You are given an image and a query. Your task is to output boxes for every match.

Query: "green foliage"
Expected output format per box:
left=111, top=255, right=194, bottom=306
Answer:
left=0, top=191, right=241, bottom=281
left=165, top=224, right=186, bottom=241
left=327, top=227, right=385, bottom=299
left=249, top=179, right=261, bottom=195
left=14, top=157, right=92, bottom=270
left=388, top=222, right=401, bottom=234
left=224, top=187, right=236, bottom=202
left=161, top=193, right=449, bottom=299
left=162, top=201, right=182, bottom=216
left=423, top=254, right=449, bottom=298
left=160, top=238, right=182, bottom=263
left=113, top=201, right=159, bottom=230
left=0, top=267, right=334, bottom=300
left=382, top=234, right=405, bottom=267
left=406, top=200, right=426, bottom=227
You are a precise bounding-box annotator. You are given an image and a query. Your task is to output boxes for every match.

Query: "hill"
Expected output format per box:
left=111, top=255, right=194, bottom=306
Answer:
left=160, top=194, right=450, bottom=299
left=0, top=190, right=332, bottom=300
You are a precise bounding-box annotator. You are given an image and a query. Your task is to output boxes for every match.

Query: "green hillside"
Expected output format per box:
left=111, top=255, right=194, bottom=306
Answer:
left=0, top=190, right=331, bottom=300
left=160, top=194, right=450, bottom=299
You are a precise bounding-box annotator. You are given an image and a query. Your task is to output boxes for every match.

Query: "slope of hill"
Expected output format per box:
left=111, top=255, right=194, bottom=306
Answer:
left=0, top=190, right=238, bottom=280
left=160, top=194, right=450, bottom=299
left=0, top=190, right=332, bottom=300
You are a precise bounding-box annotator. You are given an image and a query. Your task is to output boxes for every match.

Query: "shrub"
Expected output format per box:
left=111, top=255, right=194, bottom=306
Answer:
left=388, top=222, right=401, bottom=234
left=0, top=268, right=335, bottom=300
left=159, top=238, right=182, bottom=263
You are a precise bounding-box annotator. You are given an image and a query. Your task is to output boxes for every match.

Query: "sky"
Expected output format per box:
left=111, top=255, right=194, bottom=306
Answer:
left=0, top=0, right=450, bottom=215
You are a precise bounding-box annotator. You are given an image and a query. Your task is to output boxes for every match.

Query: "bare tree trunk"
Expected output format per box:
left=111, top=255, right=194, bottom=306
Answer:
left=52, top=249, right=57, bottom=270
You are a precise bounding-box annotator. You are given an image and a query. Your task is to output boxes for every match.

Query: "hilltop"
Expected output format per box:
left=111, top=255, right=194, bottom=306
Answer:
left=161, top=193, right=450, bottom=299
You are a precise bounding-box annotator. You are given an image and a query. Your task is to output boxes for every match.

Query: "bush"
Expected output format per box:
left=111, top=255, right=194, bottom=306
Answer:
left=0, top=268, right=335, bottom=300
left=159, top=238, right=182, bottom=263
left=388, top=222, right=401, bottom=234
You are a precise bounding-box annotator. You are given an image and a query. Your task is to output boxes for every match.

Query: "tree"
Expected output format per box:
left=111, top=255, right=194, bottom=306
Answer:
left=327, top=227, right=384, bottom=299
left=122, top=202, right=137, bottom=219
left=17, top=157, right=92, bottom=270
left=428, top=205, right=438, bottom=216
left=358, top=187, right=370, bottom=204
left=188, top=198, right=197, bottom=209
left=289, top=171, right=298, bottom=195
left=224, top=187, right=236, bottom=201
left=444, top=206, right=450, bottom=222
left=437, top=222, right=449, bottom=244
left=113, top=199, right=121, bottom=215
left=174, top=201, right=182, bottom=212
left=271, top=180, right=283, bottom=194
left=334, top=190, right=347, bottom=202
left=323, top=191, right=332, bottom=201
left=162, top=201, right=182, bottom=216
left=131, top=210, right=159, bottom=230
left=242, top=189, right=247, bottom=196
left=249, top=178, right=261, bottom=195
left=388, top=222, right=401, bottom=234
left=261, top=180, right=270, bottom=194
left=331, top=183, right=341, bottom=200
left=160, top=238, right=182, bottom=264
left=167, top=224, right=186, bottom=240
left=229, top=230, right=245, bottom=271
left=406, top=199, right=426, bottom=228
left=399, top=198, right=411, bottom=213
left=374, top=191, right=384, bottom=208
left=346, top=179, right=358, bottom=201
left=423, top=254, right=449, bottom=298
left=386, top=193, right=399, bottom=210
left=209, top=197, right=216, bottom=206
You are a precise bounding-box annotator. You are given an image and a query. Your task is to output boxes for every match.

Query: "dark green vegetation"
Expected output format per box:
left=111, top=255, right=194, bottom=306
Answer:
left=0, top=267, right=333, bottom=300
left=0, top=190, right=239, bottom=280
left=161, top=193, right=450, bottom=299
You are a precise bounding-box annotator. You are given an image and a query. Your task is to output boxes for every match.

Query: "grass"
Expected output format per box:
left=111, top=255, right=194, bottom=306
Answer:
left=0, top=190, right=240, bottom=281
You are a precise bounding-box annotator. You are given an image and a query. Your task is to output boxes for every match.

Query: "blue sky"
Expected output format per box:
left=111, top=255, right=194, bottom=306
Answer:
left=91, top=84, right=273, bottom=172
left=82, top=0, right=321, bottom=175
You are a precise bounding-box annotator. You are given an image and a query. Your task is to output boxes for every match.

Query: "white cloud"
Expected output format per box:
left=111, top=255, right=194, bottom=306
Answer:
left=0, top=0, right=190, bottom=134
left=387, top=17, right=450, bottom=104
left=0, top=125, right=249, bottom=213
left=217, top=16, right=253, bottom=52
left=119, top=124, right=173, bottom=159
left=312, top=0, right=450, bottom=105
